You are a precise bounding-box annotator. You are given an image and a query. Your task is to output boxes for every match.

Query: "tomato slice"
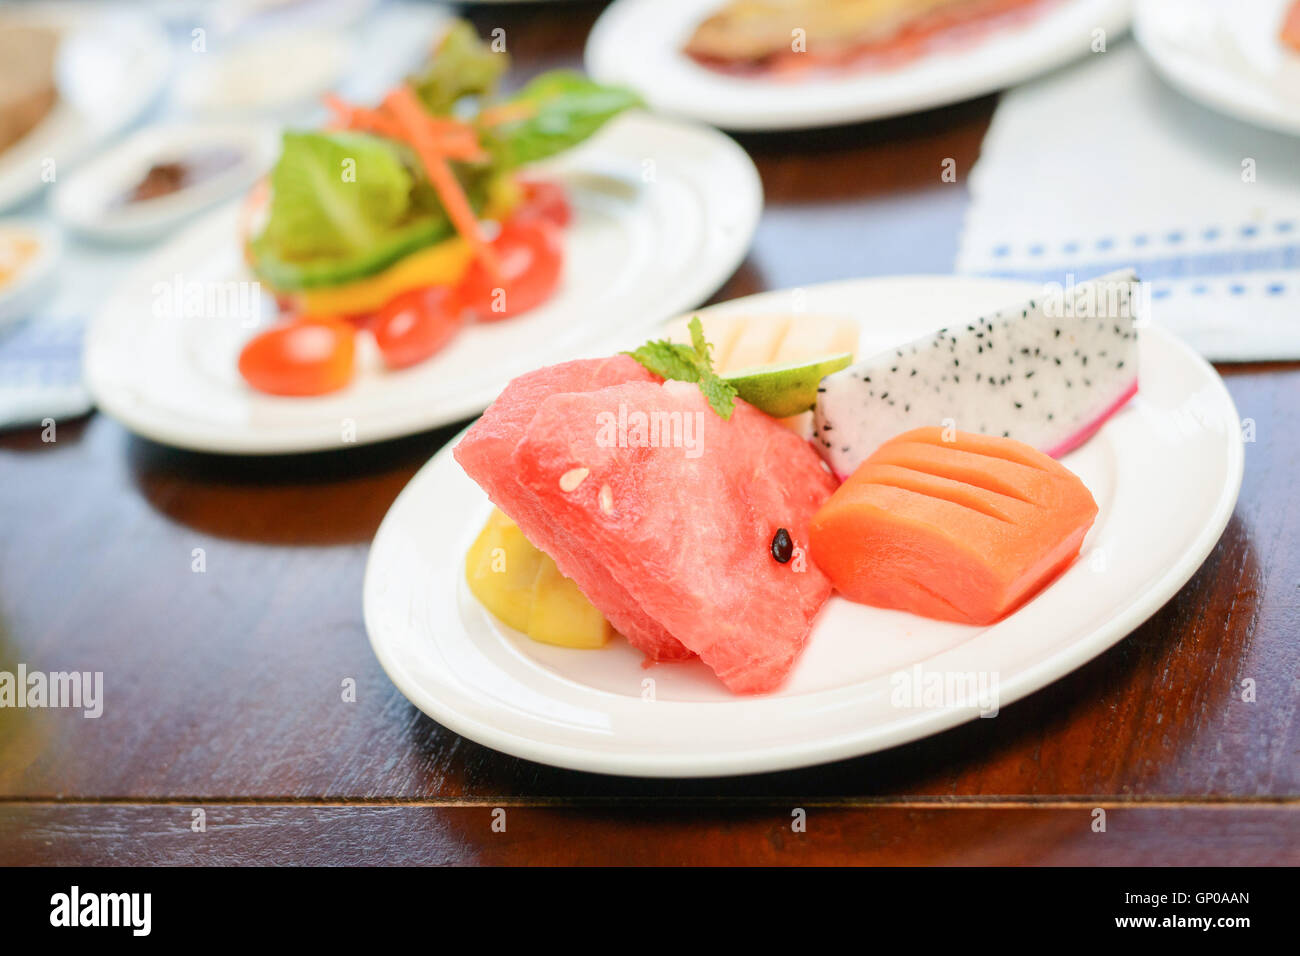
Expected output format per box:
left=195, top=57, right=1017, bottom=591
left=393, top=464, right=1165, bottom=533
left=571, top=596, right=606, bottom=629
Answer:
left=238, top=317, right=356, bottom=396
left=373, top=286, right=464, bottom=368
left=514, top=180, right=571, bottom=229
left=455, top=219, right=563, bottom=322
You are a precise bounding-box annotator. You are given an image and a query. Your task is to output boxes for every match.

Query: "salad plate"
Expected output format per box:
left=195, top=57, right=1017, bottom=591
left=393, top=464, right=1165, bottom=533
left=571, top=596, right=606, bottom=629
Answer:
left=84, top=109, right=761, bottom=454
left=1135, top=0, right=1300, bottom=136
left=364, top=275, right=1243, bottom=777
left=585, top=0, right=1133, bottom=131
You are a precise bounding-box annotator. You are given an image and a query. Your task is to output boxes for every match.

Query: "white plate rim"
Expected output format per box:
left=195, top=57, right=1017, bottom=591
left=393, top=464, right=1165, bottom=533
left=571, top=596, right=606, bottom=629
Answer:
left=585, top=0, right=1134, bottom=131
left=1134, top=0, right=1300, bottom=136
left=82, top=111, right=763, bottom=454
left=363, top=275, right=1244, bottom=777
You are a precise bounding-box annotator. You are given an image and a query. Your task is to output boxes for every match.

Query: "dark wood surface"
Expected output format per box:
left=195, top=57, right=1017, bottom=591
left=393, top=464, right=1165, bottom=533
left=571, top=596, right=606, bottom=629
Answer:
left=1, top=2, right=1296, bottom=865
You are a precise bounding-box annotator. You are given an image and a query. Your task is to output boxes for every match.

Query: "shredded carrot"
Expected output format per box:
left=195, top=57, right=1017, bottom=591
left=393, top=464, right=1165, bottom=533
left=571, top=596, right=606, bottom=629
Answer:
left=385, top=85, right=500, bottom=277
left=323, top=93, right=487, bottom=161
left=318, top=88, right=500, bottom=276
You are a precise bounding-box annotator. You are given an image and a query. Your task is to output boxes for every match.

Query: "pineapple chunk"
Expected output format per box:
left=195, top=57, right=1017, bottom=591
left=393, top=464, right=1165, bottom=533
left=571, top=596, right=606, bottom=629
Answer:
left=661, top=313, right=862, bottom=434
left=465, top=508, right=544, bottom=633
left=664, top=313, right=747, bottom=369
left=527, top=559, right=613, bottom=649
left=465, top=508, right=612, bottom=648
left=722, top=315, right=791, bottom=371
left=663, top=313, right=859, bottom=374
left=773, top=315, right=859, bottom=365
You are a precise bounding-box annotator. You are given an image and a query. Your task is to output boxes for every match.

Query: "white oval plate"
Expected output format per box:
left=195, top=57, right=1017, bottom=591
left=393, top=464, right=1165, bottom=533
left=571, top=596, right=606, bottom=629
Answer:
left=586, top=0, right=1133, bottom=131
left=51, top=122, right=278, bottom=244
left=1135, top=0, right=1300, bottom=136
left=84, top=111, right=761, bottom=454
left=364, top=276, right=1243, bottom=777
left=0, top=4, right=172, bottom=212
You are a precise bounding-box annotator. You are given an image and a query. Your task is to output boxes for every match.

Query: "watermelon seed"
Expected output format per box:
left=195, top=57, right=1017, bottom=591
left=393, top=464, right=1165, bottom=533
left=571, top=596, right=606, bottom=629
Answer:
left=771, top=528, right=794, bottom=564
left=559, top=467, right=589, bottom=492
left=598, top=484, right=614, bottom=514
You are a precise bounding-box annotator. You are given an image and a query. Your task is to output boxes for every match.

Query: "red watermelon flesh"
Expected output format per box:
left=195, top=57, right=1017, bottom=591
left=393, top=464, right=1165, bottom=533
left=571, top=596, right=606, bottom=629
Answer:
left=454, top=356, right=693, bottom=661
left=512, top=379, right=839, bottom=694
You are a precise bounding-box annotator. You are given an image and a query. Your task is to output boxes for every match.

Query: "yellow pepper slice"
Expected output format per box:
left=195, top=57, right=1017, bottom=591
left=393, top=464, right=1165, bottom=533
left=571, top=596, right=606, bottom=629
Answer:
left=292, top=175, right=523, bottom=317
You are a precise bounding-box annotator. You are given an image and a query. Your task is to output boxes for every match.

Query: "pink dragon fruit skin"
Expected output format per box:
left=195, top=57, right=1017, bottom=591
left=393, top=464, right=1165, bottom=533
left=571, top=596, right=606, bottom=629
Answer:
left=813, top=269, right=1141, bottom=479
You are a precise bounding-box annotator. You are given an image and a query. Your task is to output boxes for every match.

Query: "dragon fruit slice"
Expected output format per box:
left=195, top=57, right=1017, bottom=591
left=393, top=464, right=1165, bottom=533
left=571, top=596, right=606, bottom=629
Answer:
left=814, top=269, right=1140, bottom=479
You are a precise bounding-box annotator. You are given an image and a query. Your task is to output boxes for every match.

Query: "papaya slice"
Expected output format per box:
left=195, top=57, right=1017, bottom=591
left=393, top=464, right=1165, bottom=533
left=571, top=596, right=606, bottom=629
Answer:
left=809, top=427, right=1098, bottom=625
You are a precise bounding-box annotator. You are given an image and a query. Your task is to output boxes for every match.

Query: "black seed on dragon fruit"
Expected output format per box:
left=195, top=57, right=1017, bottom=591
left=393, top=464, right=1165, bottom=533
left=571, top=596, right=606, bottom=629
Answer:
left=813, top=269, right=1141, bottom=480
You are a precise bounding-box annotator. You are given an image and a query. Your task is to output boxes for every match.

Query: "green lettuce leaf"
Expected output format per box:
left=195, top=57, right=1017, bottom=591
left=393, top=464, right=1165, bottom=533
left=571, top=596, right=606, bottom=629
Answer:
left=260, top=130, right=414, bottom=260
left=409, top=19, right=509, bottom=116
left=249, top=130, right=462, bottom=290
left=486, top=71, right=643, bottom=168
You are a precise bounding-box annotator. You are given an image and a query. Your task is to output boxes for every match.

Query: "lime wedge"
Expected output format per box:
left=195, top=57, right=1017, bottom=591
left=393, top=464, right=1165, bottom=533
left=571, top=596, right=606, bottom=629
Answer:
left=723, top=352, right=854, bottom=418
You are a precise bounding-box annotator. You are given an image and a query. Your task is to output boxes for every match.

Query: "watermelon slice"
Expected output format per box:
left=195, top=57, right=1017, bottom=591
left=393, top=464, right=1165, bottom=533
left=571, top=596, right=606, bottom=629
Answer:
left=509, top=379, right=838, bottom=694
left=454, top=355, right=692, bottom=662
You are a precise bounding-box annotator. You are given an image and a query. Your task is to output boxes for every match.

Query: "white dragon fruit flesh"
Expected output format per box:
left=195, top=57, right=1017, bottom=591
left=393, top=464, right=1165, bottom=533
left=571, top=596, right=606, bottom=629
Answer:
left=814, top=269, right=1140, bottom=479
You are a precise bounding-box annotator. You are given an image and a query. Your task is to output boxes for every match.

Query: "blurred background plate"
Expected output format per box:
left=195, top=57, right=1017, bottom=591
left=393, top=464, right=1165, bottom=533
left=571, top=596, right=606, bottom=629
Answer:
left=586, top=0, right=1133, bottom=130
left=83, top=111, right=762, bottom=454
left=51, top=122, right=278, bottom=244
left=0, top=3, right=172, bottom=211
left=585, top=0, right=1133, bottom=130
left=1135, top=0, right=1300, bottom=136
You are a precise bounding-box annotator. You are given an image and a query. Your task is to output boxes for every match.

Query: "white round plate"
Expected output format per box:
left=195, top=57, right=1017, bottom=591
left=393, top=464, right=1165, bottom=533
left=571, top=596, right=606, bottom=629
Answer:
left=1135, top=0, right=1300, bottom=136
left=586, top=0, right=1133, bottom=130
left=365, top=275, right=1243, bottom=777
left=0, top=4, right=172, bottom=212
left=84, top=111, right=761, bottom=454
left=51, top=122, right=278, bottom=244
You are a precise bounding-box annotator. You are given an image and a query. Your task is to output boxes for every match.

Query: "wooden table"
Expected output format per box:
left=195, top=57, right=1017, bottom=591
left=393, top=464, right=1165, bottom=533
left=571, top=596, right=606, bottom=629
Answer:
left=1, top=2, right=1296, bottom=866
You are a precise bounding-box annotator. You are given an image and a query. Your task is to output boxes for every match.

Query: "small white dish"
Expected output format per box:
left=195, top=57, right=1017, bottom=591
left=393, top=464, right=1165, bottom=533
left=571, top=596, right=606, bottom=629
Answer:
left=1135, top=0, right=1300, bottom=136
left=170, top=31, right=349, bottom=117
left=51, top=123, right=278, bottom=244
left=84, top=111, right=763, bottom=454
left=0, top=3, right=172, bottom=211
left=0, top=221, right=61, bottom=328
left=586, top=0, right=1133, bottom=130
left=363, top=275, right=1243, bottom=777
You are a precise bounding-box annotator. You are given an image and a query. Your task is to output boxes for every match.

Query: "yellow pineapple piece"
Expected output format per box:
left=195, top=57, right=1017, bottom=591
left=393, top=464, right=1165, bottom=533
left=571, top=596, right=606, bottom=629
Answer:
left=723, top=315, right=791, bottom=371
left=527, top=558, right=613, bottom=649
left=664, top=313, right=747, bottom=370
left=663, top=313, right=859, bottom=374
left=465, top=509, right=612, bottom=648
left=465, top=508, right=544, bottom=633
left=773, top=315, right=859, bottom=364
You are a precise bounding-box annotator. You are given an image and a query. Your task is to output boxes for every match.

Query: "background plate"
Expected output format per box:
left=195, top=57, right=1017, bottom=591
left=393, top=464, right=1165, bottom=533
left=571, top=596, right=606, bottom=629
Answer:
left=84, top=112, right=761, bottom=453
left=1135, top=0, right=1300, bottom=136
left=364, top=276, right=1244, bottom=777
left=586, top=0, right=1133, bottom=130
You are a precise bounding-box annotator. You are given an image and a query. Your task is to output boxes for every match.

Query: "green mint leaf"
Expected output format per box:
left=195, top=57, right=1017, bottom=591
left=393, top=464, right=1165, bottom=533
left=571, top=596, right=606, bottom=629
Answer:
left=687, top=316, right=713, bottom=371
left=697, top=374, right=738, bottom=420
left=625, top=317, right=737, bottom=419
left=625, top=341, right=701, bottom=383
